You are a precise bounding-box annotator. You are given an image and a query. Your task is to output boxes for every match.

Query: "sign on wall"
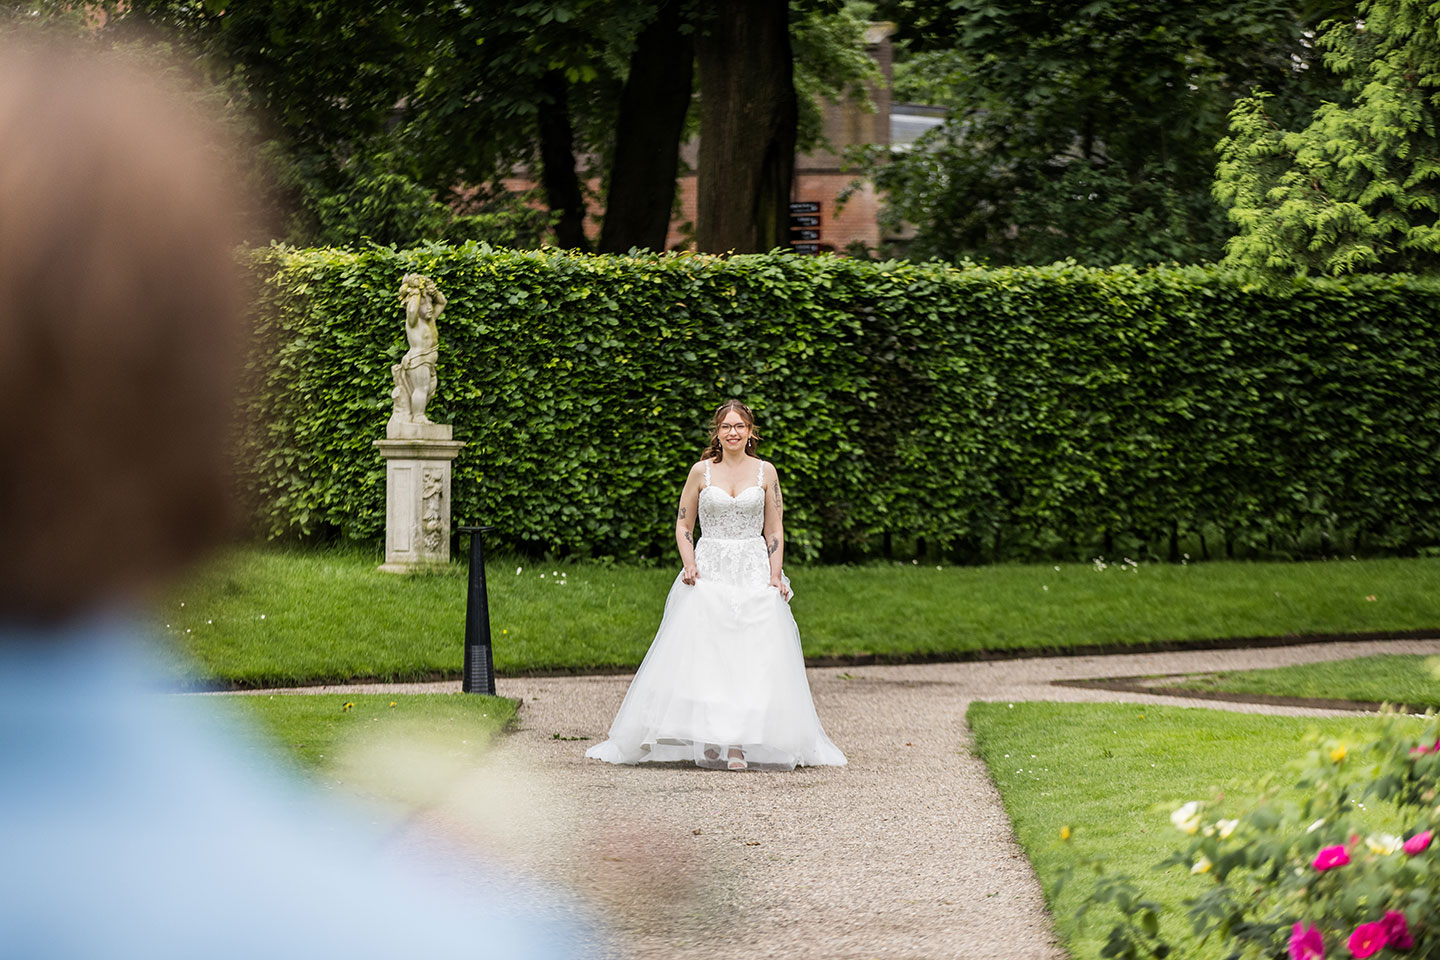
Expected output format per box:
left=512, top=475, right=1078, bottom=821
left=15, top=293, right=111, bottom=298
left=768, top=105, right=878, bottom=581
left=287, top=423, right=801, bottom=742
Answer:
left=789, top=201, right=822, bottom=254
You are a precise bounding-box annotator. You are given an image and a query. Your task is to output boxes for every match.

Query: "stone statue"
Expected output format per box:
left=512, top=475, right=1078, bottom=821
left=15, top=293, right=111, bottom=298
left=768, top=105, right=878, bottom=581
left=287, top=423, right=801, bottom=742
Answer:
left=390, top=273, right=446, bottom=428
left=376, top=272, right=462, bottom=573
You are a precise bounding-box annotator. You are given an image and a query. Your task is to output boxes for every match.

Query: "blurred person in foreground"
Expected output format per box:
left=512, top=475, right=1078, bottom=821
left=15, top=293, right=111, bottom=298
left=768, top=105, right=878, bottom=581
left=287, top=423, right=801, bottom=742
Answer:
left=0, top=40, right=598, bottom=959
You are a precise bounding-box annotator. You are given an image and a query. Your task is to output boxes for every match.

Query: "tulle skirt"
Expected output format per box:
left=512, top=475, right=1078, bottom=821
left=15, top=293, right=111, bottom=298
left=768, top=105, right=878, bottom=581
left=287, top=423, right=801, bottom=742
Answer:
left=585, top=548, right=846, bottom=771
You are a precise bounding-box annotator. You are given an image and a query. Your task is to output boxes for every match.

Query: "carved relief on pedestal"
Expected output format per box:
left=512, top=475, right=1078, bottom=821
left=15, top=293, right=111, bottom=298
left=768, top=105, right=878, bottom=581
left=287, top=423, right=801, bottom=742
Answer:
left=422, top=468, right=444, bottom=553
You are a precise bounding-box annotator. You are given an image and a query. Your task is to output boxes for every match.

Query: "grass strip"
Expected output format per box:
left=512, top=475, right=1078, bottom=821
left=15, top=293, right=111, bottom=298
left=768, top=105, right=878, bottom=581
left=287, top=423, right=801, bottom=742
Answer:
left=220, top=693, right=517, bottom=770
left=967, top=701, right=1406, bottom=959
left=1163, top=654, right=1440, bottom=710
left=157, top=546, right=1440, bottom=686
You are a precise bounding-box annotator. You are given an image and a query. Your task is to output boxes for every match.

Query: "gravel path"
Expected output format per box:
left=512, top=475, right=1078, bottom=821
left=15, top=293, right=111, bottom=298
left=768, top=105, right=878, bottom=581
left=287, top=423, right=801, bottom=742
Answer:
left=240, top=637, right=1440, bottom=960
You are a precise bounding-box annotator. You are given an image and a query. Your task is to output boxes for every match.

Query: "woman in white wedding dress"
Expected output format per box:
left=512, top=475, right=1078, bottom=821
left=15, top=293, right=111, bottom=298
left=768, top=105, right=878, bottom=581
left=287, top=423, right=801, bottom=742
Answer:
left=585, top=400, right=846, bottom=772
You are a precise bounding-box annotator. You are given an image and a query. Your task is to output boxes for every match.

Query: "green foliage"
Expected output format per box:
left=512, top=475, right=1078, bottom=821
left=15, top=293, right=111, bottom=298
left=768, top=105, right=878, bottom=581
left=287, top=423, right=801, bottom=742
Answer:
left=864, top=0, right=1345, bottom=265
left=304, top=150, right=453, bottom=248
left=791, top=3, right=884, bottom=155
left=1216, top=0, right=1440, bottom=278
left=1078, top=710, right=1440, bottom=960
left=242, top=246, right=1440, bottom=562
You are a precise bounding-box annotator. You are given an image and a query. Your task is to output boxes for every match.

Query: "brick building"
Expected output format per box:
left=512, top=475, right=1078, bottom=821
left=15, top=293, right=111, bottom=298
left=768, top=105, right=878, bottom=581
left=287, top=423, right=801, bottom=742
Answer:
left=505, top=22, right=914, bottom=256
left=667, top=21, right=897, bottom=255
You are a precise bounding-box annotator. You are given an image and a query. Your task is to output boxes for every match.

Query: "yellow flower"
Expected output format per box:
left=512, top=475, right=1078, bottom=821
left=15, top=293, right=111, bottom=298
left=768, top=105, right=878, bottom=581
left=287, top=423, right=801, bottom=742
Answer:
left=502, top=629, right=509, bottom=635
left=1366, top=833, right=1402, bottom=855
left=1330, top=742, right=1347, bottom=763
left=388, top=701, right=397, bottom=707
left=1060, top=825, right=1072, bottom=841
left=1191, top=855, right=1213, bottom=874
left=1171, top=801, right=1203, bottom=834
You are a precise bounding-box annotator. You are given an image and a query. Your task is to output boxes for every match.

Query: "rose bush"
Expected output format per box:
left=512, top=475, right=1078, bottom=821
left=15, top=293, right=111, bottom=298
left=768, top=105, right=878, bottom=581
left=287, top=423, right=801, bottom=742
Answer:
left=1076, top=714, right=1440, bottom=959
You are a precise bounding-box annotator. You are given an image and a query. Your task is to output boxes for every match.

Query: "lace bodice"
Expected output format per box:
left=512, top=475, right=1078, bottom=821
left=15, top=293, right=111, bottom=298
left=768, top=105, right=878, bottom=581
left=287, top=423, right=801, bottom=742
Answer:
left=698, top=459, right=766, bottom=540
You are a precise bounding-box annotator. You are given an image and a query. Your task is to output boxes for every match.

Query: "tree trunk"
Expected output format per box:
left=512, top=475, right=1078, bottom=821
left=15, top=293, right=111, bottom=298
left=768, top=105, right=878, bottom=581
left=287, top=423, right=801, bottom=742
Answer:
left=536, top=70, right=590, bottom=251
left=598, top=1, right=694, bottom=253
left=695, top=0, right=796, bottom=253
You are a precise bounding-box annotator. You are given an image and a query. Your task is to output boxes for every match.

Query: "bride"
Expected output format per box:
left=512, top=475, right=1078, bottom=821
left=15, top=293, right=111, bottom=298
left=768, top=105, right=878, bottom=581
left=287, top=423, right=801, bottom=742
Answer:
left=586, top=400, right=846, bottom=771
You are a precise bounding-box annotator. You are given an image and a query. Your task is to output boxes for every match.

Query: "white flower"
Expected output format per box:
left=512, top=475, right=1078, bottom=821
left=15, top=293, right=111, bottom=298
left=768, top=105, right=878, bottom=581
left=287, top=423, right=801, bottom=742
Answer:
left=1216, top=819, right=1239, bottom=839
left=1042, top=585, right=1049, bottom=591
left=1054, top=566, right=1060, bottom=571
left=1191, top=855, right=1213, bottom=874
left=1171, top=801, right=1203, bottom=834
left=1306, top=818, right=1326, bottom=834
left=516, top=567, right=522, bottom=575
left=1366, top=833, right=1403, bottom=855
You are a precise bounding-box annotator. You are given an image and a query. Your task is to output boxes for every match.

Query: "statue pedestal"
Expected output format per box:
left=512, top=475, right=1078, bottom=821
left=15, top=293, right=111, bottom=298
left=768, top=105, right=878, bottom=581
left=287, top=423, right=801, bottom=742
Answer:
left=374, top=426, right=464, bottom=574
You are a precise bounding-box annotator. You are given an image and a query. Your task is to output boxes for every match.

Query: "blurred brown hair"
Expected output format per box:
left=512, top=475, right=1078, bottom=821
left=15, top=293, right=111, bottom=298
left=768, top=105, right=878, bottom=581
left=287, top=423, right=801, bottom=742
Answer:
left=0, top=39, right=247, bottom=622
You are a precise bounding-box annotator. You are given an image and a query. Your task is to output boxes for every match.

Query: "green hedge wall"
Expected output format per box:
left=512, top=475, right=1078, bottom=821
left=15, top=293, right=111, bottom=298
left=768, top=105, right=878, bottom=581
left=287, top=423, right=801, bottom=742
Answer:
left=243, top=245, right=1440, bottom=562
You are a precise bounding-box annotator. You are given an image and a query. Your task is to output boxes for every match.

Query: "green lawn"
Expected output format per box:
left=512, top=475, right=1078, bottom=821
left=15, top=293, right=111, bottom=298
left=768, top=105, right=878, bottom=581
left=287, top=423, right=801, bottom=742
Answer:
left=221, top=693, right=517, bottom=770
left=968, top=701, right=1409, bottom=960
left=157, top=545, right=1440, bottom=686
left=1163, top=654, right=1440, bottom=709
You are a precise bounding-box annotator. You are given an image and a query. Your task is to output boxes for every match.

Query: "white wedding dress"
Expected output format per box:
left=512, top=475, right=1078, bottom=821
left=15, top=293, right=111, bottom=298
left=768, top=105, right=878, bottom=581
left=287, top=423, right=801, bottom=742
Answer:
left=585, top=460, right=846, bottom=771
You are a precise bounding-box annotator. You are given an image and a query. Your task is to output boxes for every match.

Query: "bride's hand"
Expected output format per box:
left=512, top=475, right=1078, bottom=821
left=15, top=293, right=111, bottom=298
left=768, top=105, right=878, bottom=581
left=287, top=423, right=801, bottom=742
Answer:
left=681, top=563, right=700, bottom=585
left=769, top=574, right=790, bottom=600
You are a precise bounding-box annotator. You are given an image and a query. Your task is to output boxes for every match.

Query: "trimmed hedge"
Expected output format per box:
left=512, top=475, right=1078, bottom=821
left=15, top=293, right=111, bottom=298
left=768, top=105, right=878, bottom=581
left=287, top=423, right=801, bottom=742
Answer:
left=243, top=245, right=1440, bottom=562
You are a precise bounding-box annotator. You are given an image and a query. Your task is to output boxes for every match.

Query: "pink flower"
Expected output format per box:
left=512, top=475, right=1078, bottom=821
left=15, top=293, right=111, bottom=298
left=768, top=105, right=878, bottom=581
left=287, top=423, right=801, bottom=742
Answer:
left=1313, top=845, right=1350, bottom=871
left=1348, top=922, right=1388, bottom=958
left=1381, top=912, right=1413, bottom=951
left=1290, top=922, right=1325, bottom=960
left=1410, top=740, right=1440, bottom=755
left=1403, top=830, right=1432, bottom=856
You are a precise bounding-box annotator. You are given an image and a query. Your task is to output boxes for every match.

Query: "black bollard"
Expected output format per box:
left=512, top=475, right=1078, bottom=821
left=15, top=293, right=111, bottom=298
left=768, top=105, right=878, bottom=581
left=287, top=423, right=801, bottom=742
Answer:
left=457, top=525, right=497, bottom=695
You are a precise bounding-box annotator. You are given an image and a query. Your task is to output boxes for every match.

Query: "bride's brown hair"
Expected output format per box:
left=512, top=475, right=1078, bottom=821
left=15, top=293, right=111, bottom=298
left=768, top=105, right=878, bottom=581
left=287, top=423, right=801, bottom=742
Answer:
left=704, top=399, right=761, bottom=462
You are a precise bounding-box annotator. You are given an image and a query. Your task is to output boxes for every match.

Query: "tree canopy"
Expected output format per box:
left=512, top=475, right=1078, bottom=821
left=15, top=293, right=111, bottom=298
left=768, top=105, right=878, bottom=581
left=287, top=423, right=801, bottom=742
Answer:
left=2, top=0, right=878, bottom=254
left=1216, top=0, right=1440, bottom=277
left=865, top=0, right=1350, bottom=266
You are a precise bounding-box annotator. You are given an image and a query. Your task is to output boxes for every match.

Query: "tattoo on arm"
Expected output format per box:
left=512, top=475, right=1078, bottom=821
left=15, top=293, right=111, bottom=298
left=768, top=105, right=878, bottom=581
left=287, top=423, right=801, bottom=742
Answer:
left=684, top=531, right=693, bottom=545
left=774, top=481, right=783, bottom=514
left=767, top=536, right=779, bottom=557
left=677, top=506, right=687, bottom=520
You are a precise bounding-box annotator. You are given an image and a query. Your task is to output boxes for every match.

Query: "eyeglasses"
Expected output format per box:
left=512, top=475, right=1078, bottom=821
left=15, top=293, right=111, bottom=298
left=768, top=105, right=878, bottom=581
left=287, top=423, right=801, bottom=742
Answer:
left=718, top=422, right=749, bottom=434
